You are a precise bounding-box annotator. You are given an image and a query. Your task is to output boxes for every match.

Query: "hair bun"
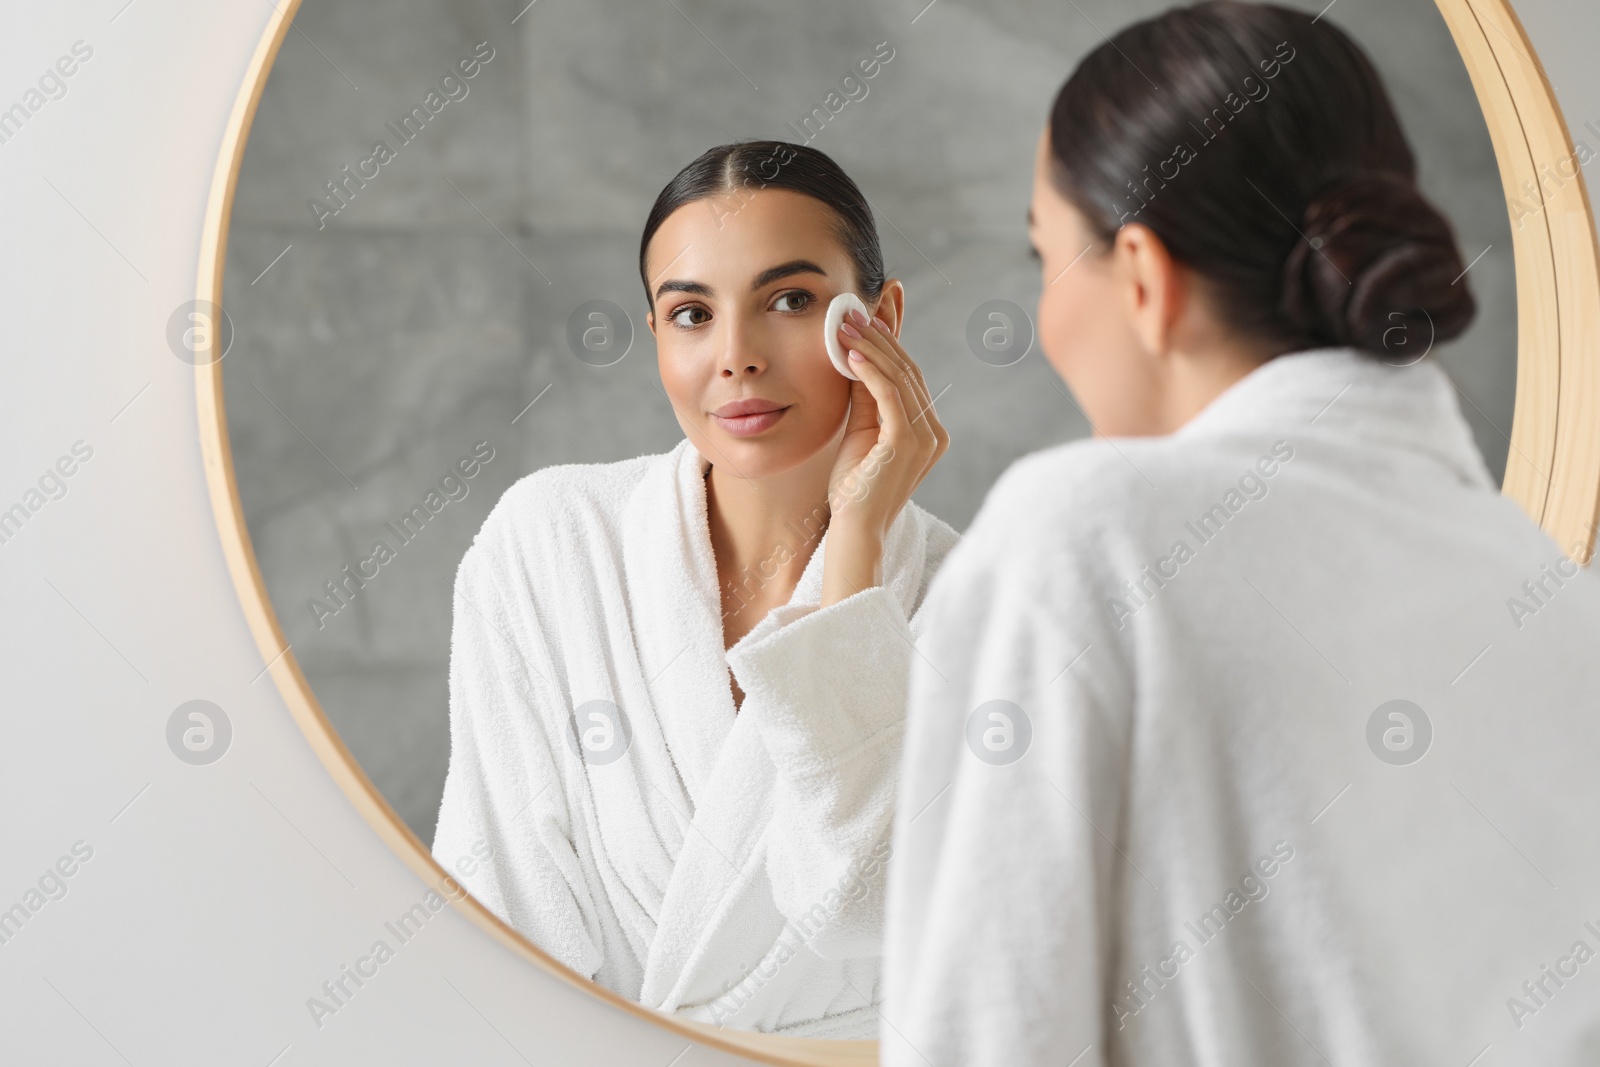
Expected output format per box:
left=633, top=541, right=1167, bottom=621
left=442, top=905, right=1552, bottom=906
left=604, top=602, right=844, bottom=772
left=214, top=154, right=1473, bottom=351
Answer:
left=1280, top=172, right=1476, bottom=357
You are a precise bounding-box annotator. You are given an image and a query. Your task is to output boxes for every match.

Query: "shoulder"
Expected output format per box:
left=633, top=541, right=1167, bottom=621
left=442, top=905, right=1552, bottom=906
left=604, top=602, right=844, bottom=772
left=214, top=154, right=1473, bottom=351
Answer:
left=932, top=433, right=1254, bottom=622
left=973, top=431, right=1294, bottom=556
left=900, top=439, right=1162, bottom=689
left=970, top=437, right=1157, bottom=560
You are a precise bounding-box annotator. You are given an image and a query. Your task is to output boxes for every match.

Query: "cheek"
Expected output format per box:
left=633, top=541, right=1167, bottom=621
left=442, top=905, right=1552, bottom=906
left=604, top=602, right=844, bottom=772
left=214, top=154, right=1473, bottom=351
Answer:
left=1037, top=272, right=1141, bottom=426
left=771, top=317, right=850, bottom=408
left=790, top=335, right=846, bottom=394
left=1037, top=273, right=1101, bottom=377
left=656, top=340, right=704, bottom=409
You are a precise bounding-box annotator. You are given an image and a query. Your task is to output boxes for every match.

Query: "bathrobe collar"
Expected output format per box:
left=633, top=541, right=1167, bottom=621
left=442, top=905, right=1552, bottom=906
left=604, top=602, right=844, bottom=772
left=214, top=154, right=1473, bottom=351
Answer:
left=615, top=435, right=937, bottom=1012
left=1174, top=346, right=1497, bottom=491
left=682, top=436, right=932, bottom=612
left=622, top=435, right=930, bottom=812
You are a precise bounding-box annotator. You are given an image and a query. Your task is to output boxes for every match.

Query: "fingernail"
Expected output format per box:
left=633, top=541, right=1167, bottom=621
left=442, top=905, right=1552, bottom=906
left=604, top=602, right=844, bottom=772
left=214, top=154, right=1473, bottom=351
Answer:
left=848, top=350, right=865, bottom=362
left=840, top=320, right=862, bottom=338
left=872, top=315, right=889, bottom=331
left=848, top=308, right=869, bottom=327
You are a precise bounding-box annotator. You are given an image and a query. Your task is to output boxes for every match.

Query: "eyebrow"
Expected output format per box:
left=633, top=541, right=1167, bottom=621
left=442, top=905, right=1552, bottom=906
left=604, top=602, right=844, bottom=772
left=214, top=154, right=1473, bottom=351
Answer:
left=652, top=258, right=829, bottom=304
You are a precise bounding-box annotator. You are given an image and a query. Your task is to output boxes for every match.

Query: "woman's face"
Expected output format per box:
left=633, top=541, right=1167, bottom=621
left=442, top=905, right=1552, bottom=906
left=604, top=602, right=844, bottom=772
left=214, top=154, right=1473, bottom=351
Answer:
left=1027, top=128, right=1165, bottom=437
left=645, top=188, right=888, bottom=479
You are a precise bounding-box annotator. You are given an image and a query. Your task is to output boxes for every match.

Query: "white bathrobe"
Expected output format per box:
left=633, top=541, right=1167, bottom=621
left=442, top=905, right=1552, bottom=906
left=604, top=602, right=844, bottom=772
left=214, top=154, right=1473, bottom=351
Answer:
left=432, top=435, right=958, bottom=1038
left=883, top=347, right=1600, bottom=1066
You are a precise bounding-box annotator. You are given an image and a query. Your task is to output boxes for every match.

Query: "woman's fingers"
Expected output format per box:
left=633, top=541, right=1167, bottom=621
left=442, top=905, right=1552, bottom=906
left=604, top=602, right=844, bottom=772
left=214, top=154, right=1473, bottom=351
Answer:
left=868, top=317, right=948, bottom=453
left=852, top=313, right=931, bottom=418
left=843, top=337, right=913, bottom=443
left=871, top=318, right=943, bottom=453
left=863, top=313, right=932, bottom=401
left=842, top=317, right=930, bottom=436
left=838, top=322, right=945, bottom=493
left=844, top=313, right=947, bottom=480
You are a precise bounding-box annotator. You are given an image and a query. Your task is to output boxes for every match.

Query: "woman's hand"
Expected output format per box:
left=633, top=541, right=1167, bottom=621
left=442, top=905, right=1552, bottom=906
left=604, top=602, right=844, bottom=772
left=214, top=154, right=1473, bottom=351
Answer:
left=820, top=307, right=950, bottom=607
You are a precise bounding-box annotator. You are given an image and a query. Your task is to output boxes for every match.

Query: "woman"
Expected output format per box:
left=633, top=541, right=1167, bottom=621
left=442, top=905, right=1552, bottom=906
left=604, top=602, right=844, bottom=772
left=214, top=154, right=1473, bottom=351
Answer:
left=884, top=4, right=1600, bottom=1065
left=432, top=140, right=953, bottom=1038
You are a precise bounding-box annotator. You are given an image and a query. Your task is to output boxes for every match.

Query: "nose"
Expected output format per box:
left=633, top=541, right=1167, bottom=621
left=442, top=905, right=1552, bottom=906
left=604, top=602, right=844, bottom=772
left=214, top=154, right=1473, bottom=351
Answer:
left=716, top=310, right=767, bottom=378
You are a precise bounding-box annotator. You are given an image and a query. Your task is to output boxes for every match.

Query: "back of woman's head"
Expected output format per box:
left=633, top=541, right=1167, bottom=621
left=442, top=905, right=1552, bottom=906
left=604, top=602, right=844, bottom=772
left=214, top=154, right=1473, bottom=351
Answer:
left=638, top=140, right=886, bottom=306
left=1047, top=0, right=1475, bottom=357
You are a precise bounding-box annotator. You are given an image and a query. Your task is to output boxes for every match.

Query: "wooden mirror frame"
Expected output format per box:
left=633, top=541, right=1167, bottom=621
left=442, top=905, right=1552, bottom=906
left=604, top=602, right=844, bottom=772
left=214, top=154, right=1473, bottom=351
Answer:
left=194, top=1, right=1599, bottom=1063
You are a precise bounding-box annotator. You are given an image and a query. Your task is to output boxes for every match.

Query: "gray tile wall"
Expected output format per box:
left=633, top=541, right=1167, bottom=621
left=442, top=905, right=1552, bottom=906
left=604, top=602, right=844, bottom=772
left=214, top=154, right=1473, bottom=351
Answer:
left=222, top=0, right=1515, bottom=842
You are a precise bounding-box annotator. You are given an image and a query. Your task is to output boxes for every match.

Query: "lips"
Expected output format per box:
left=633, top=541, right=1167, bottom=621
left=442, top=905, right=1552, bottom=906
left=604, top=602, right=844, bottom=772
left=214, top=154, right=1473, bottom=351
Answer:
left=713, top=398, right=785, bottom=418
left=711, top=398, right=790, bottom=437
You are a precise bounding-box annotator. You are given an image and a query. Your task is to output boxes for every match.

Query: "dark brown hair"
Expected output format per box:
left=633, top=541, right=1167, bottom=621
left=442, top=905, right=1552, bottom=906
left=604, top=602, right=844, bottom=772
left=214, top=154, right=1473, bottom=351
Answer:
left=1046, top=0, right=1475, bottom=357
left=638, top=140, right=886, bottom=309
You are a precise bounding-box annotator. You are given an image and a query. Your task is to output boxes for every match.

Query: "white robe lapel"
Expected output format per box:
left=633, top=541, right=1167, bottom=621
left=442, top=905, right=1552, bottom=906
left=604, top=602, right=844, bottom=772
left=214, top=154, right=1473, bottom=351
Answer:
left=634, top=437, right=934, bottom=1016
left=621, top=437, right=739, bottom=812
left=544, top=437, right=743, bottom=990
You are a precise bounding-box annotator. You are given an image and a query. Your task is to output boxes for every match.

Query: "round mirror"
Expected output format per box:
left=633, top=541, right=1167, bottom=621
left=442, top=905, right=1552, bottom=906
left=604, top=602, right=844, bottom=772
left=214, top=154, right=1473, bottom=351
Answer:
left=195, top=0, right=1598, bottom=1061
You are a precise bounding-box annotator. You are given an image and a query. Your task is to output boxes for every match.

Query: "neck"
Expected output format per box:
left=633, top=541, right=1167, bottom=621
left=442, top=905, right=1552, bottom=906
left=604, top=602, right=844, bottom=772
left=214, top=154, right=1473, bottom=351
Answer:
left=1153, top=335, right=1276, bottom=434
left=704, top=436, right=838, bottom=608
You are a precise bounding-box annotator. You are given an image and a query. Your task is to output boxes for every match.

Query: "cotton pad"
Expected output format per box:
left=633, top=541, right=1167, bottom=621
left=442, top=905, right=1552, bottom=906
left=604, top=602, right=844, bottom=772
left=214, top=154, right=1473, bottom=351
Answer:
left=824, top=292, right=871, bottom=381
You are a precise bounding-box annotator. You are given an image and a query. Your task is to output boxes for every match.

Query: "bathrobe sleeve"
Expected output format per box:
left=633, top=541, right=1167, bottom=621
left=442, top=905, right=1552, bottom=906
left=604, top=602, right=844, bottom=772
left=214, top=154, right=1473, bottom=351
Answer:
left=882, top=455, right=1137, bottom=1067
left=724, top=582, right=920, bottom=960
left=431, top=544, right=610, bottom=982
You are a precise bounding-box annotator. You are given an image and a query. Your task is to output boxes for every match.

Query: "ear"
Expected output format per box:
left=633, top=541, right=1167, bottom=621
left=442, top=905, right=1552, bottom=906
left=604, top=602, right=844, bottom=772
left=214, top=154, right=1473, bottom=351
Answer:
left=1111, top=223, right=1186, bottom=355
left=646, top=307, right=656, bottom=339
left=870, top=278, right=908, bottom=337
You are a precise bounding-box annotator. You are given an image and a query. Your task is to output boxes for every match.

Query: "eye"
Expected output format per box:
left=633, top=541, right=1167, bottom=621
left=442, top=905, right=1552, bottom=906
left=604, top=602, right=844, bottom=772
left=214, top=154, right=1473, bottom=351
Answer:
left=771, top=289, right=814, bottom=313
left=667, top=303, right=711, bottom=330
